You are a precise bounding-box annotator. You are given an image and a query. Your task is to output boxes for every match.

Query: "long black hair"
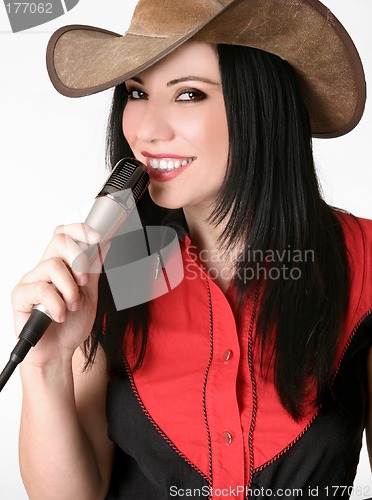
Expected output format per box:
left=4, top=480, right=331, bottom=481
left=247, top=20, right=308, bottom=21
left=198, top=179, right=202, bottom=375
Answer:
left=85, top=44, right=350, bottom=421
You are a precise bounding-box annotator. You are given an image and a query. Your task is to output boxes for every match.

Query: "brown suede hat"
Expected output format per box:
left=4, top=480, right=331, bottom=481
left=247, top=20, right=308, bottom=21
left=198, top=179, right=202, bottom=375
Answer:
left=46, top=0, right=366, bottom=138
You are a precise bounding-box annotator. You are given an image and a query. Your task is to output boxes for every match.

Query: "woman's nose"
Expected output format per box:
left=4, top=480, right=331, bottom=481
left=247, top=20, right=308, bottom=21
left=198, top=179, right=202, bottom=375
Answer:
left=136, top=102, right=175, bottom=143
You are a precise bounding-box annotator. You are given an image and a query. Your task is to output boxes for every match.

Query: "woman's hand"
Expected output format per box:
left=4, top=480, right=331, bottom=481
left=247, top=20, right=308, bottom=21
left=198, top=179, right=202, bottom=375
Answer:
left=11, top=223, right=108, bottom=367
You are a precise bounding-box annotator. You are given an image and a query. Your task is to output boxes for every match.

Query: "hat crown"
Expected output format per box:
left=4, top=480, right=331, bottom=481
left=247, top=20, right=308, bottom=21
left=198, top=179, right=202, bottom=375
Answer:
left=47, top=0, right=366, bottom=137
left=127, top=0, right=233, bottom=37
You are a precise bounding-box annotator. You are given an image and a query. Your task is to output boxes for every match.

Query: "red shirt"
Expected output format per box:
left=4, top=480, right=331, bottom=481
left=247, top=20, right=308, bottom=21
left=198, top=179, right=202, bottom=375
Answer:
left=105, top=210, right=372, bottom=499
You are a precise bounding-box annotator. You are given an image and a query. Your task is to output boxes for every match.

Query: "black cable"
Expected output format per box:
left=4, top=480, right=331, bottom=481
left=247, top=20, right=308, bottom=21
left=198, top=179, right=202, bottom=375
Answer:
left=0, top=309, right=52, bottom=392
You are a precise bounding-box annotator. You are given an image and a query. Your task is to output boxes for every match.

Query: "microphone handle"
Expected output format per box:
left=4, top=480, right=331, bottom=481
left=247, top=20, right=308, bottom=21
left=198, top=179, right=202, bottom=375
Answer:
left=0, top=308, right=53, bottom=391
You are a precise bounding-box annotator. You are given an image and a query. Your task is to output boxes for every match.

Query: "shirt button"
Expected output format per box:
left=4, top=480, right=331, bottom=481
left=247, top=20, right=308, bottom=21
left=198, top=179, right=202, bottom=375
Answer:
left=223, top=350, right=233, bottom=362
left=223, top=431, right=233, bottom=444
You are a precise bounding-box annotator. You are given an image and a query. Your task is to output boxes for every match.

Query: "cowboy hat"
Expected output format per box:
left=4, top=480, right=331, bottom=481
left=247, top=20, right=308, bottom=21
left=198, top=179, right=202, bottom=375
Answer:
left=46, top=0, right=366, bottom=138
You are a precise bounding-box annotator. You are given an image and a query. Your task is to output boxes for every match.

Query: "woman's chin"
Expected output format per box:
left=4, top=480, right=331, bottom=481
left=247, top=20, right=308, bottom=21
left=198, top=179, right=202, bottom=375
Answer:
left=148, top=187, right=183, bottom=210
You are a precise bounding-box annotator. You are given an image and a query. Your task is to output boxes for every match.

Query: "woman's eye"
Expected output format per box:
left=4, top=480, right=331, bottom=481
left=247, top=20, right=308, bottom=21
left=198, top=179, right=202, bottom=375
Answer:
left=176, top=90, right=206, bottom=102
left=126, top=89, right=147, bottom=100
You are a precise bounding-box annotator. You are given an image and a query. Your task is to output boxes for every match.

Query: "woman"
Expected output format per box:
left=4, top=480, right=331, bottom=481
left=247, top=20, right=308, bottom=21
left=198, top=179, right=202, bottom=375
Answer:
left=12, top=0, right=371, bottom=498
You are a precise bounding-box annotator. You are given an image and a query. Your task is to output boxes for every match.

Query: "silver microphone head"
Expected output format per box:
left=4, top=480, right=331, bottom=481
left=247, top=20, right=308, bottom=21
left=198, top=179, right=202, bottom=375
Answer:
left=97, top=157, right=150, bottom=209
left=84, top=158, right=150, bottom=243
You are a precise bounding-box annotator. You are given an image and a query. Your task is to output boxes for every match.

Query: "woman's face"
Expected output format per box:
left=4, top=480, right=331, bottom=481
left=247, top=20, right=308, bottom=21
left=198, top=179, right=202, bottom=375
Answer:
left=122, top=42, right=229, bottom=212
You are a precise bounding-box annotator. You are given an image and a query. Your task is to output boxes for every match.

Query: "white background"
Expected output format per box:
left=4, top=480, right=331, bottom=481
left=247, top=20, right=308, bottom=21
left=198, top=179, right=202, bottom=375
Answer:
left=0, top=1, right=371, bottom=498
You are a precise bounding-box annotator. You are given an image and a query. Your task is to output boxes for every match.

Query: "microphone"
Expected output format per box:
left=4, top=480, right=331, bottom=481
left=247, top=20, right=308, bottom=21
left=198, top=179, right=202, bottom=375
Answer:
left=0, top=158, right=149, bottom=392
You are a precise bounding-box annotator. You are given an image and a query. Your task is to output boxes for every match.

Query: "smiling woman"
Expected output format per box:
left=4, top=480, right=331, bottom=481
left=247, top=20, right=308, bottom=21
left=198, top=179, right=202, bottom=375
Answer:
left=10, top=0, right=372, bottom=499
left=123, top=42, right=229, bottom=213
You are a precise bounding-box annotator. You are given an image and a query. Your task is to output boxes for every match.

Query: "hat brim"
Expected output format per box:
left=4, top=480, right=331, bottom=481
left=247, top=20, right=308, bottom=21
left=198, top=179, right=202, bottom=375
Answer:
left=46, top=0, right=366, bottom=138
left=46, top=26, right=204, bottom=98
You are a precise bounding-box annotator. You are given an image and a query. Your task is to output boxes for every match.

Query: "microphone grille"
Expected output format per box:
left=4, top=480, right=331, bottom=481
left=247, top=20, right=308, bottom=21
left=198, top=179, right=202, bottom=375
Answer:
left=98, top=158, right=149, bottom=203
left=132, top=170, right=151, bottom=202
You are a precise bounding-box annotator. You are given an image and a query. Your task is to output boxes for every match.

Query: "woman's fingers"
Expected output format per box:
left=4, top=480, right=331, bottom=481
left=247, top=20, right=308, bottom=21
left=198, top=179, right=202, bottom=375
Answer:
left=12, top=223, right=110, bottom=329
left=41, top=230, right=98, bottom=283
left=45, top=223, right=101, bottom=264
left=12, top=281, right=67, bottom=324
left=53, top=223, right=101, bottom=246
left=19, top=257, right=81, bottom=314
left=11, top=223, right=111, bottom=362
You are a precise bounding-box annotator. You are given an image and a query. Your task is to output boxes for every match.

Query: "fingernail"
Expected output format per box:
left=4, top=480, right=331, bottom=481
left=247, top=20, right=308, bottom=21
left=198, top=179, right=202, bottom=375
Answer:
left=78, top=274, right=88, bottom=286
left=69, top=301, right=79, bottom=312
left=87, top=230, right=101, bottom=243
left=58, top=312, right=66, bottom=323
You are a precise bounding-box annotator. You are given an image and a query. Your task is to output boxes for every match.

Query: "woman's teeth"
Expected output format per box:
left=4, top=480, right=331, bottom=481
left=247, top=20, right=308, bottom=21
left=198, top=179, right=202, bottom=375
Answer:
left=149, top=157, right=195, bottom=171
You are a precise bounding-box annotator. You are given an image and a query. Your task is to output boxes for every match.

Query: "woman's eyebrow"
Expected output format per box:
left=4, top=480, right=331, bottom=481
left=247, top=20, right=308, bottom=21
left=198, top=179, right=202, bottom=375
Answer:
left=127, top=76, right=144, bottom=84
left=166, top=76, right=221, bottom=86
left=127, top=76, right=220, bottom=86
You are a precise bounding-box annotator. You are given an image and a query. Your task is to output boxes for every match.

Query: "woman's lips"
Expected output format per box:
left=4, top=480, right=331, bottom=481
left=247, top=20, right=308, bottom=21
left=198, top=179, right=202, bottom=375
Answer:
left=141, top=153, right=196, bottom=181
left=148, top=157, right=195, bottom=171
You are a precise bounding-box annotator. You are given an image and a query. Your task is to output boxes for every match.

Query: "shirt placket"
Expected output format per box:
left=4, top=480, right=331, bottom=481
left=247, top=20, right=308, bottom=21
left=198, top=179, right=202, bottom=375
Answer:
left=204, top=277, right=247, bottom=499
